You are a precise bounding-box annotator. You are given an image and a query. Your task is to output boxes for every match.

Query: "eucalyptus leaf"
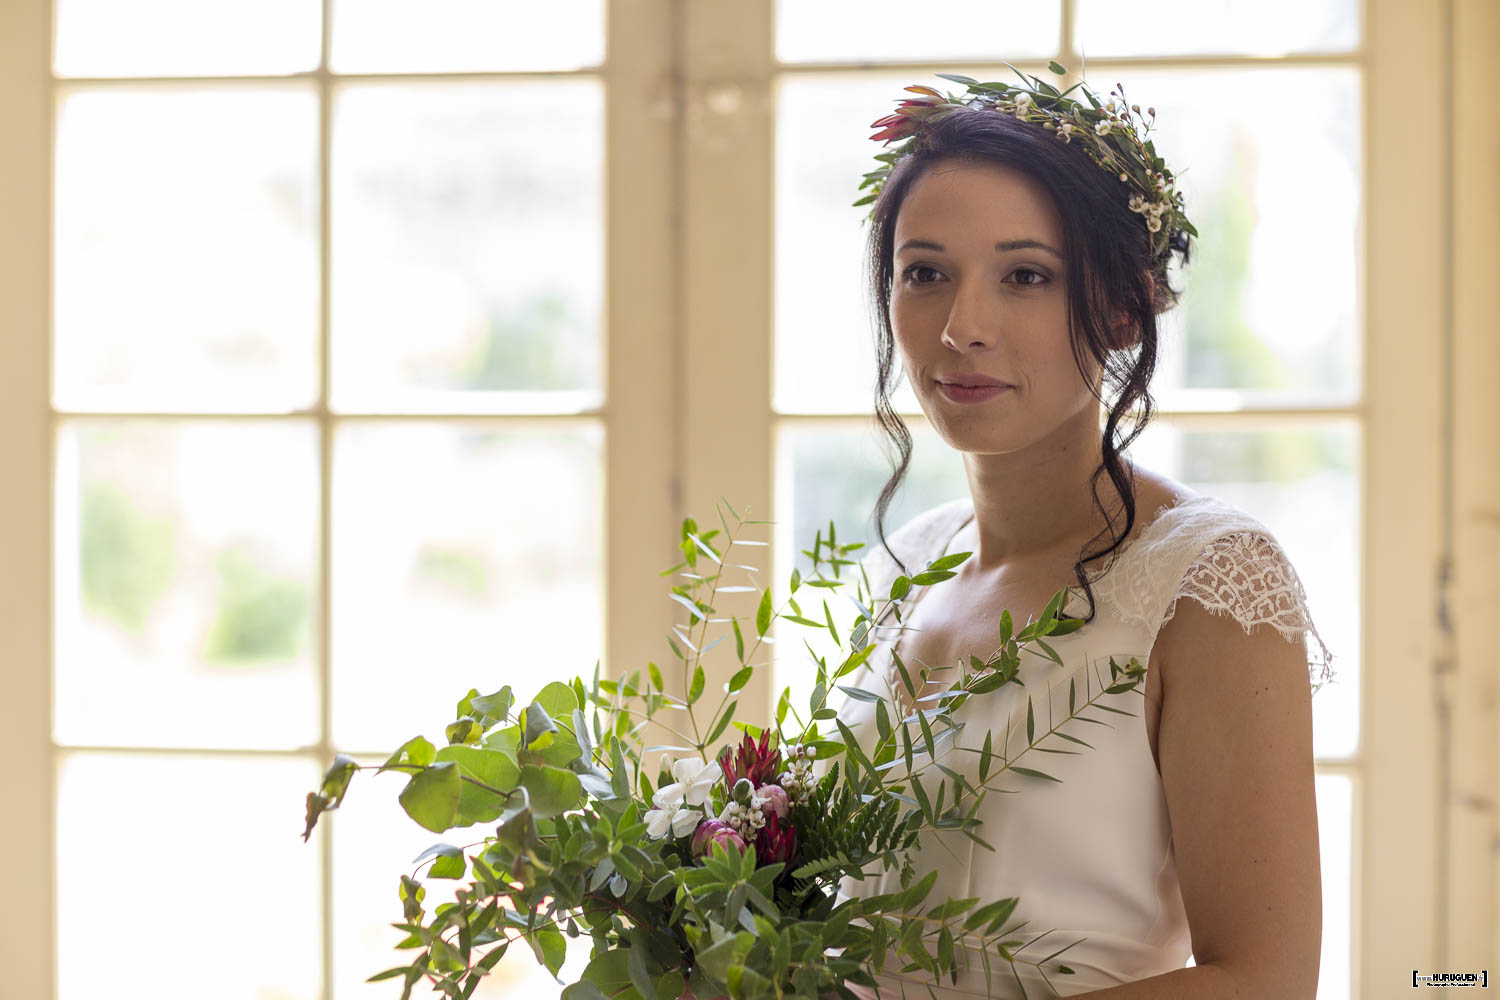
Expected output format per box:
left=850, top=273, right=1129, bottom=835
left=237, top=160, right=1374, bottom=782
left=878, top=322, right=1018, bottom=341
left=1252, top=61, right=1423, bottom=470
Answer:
left=380, top=735, right=436, bottom=773
left=755, top=588, right=772, bottom=637
left=560, top=983, right=611, bottom=1000
left=411, top=842, right=467, bottom=880
left=398, top=761, right=461, bottom=833
left=535, top=680, right=580, bottom=721
left=434, top=745, right=520, bottom=825
left=468, top=686, right=513, bottom=725
left=319, top=753, right=358, bottom=807
left=522, top=702, right=557, bottom=752
left=519, top=763, right=583, bottom=818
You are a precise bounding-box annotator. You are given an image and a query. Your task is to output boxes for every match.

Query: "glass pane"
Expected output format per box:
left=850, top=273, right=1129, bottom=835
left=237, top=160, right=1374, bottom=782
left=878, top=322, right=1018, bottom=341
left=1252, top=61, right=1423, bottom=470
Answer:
left=775, top=0, right=1058, bottom=64
left=331, top=423, right=604, bottom=751
left=57, top=752, right=321, bottom=1000
left=54, top=420, right=320, bottom=749
left=330, top=0, right=604, bottom=74
left=776, top=67, right=1361, bottom=412
left=773, top=418, right=968, bottom=705
left=1130, top=419, right=1360, bottom=759
left=1119, top=67, right=1361, bottom=404
left=776, top=71, right=968, bottom=415
left=55, top=0, right=321, bottom=78
left=331, top=82, right=604, bottom=413
left=54, top=86, right=320, bottom=412
left=1077, top=0, right=1359, bottom=57
left=1314, top=773, right=1353, bottom=1000
left=332, top=756, right=588, bottom=998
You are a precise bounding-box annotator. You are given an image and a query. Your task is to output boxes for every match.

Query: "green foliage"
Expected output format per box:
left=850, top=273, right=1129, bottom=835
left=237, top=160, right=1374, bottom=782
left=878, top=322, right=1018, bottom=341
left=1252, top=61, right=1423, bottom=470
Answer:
left=79, top=481, right=175, bottom=634
left=300, top=496, right=1137, bottom=999
left=413, top=543, right=491, bottom=599
left=454, top=290, right=594, bottom=393
left=200, top=541, right=311, bottom=665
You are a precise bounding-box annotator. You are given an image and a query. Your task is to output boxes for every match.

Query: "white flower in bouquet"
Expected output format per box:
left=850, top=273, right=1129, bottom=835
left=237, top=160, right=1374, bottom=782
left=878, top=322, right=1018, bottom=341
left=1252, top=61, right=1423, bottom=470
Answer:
left=645, top=757, right=723, bottom=839
left=670, top=756, right=723, bottom=807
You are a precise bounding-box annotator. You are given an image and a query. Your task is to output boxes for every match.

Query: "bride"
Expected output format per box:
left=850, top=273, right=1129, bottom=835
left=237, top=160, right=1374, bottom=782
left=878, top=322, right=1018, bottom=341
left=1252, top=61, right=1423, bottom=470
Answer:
left=830, top=80, right=1329, bottom=999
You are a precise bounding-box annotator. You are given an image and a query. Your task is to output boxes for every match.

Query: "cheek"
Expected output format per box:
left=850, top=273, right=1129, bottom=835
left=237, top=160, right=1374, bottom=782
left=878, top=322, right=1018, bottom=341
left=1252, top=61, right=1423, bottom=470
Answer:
left=889, top=316, right=918, bottom=360
left=890, top=297, right=934, bottom=352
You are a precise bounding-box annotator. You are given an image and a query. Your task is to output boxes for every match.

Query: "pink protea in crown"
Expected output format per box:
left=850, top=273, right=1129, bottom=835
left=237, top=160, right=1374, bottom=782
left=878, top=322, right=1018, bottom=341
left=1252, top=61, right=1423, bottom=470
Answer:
left=719, top=731, right=782, bottom=791
left=755, top=812, right=797, bottom=866
left=867, top=85, right=949, bottom=144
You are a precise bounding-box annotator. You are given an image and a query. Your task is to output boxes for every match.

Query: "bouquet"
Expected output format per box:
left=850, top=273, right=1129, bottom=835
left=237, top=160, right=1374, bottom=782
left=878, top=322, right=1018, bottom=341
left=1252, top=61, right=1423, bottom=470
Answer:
left=300, top=499, right=1145, bottom=999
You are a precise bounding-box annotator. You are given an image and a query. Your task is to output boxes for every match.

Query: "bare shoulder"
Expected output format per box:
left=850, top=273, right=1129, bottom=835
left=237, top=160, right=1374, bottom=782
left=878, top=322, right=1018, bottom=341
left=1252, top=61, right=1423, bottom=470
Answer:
left=1122, top=464, right=1197, bottom=543
left=1149, top=588, right=1323, bottom=993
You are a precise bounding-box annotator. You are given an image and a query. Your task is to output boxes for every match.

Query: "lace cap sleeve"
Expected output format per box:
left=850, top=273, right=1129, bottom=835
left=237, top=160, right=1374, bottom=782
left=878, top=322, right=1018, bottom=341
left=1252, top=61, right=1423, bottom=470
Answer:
left=1162, top=529, right=1337, bottom=696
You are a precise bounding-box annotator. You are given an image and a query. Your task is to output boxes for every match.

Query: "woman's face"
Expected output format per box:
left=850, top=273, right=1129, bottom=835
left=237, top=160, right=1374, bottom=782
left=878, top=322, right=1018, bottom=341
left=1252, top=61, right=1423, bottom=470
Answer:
left=891, top=160, right=1103, bottom=456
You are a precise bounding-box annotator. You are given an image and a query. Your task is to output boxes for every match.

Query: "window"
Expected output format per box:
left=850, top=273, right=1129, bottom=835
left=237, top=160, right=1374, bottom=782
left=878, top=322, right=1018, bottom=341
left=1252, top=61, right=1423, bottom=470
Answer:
left=0, top=1, right=1485, bottom=997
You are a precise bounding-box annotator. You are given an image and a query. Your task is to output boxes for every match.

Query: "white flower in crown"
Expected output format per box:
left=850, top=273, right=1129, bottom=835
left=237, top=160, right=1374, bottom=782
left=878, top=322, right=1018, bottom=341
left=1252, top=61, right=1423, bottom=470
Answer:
left=1011, top=92, right=1032, bottom=119
left=1094, top=119, right=1112, bottom=135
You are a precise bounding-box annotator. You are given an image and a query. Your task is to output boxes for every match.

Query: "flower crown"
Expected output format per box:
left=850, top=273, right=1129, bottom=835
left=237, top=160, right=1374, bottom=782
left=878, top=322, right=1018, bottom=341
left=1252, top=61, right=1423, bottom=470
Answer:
left=854, top=60, right=1197, bottom=267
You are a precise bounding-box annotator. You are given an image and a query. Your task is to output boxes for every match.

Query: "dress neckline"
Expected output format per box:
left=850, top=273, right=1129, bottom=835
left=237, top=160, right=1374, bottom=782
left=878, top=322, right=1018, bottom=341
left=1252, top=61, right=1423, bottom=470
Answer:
left=879, top=491, right=1217, bottom=718
left=881, top=490, right=1214, bottom=648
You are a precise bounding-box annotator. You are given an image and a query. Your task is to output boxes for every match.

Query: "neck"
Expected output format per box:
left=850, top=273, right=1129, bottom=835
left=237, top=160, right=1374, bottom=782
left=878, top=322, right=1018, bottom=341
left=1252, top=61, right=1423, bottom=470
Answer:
left=957, top=404, right=1135, bottom=574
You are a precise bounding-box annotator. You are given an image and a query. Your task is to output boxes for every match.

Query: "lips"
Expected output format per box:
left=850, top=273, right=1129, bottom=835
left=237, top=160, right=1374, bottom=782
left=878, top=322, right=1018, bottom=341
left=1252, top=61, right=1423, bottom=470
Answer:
left=937, top=375, right=1013, bottom=388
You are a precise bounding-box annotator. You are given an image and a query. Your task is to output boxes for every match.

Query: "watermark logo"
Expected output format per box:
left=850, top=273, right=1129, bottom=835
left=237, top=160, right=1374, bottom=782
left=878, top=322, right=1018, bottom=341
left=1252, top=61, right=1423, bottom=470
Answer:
left=1414, top=970, right=1488, bottom=988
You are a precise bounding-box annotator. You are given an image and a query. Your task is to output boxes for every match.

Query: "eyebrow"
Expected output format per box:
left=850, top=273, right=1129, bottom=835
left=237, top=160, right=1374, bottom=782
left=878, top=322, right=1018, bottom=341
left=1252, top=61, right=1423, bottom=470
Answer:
left=896, top=238, right=1063, bottom=260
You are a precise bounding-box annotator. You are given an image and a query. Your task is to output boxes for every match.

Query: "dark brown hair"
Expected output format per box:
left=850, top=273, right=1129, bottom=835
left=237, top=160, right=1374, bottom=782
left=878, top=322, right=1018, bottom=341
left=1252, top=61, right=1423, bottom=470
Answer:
left=865, top=105, right=1193, bottom=624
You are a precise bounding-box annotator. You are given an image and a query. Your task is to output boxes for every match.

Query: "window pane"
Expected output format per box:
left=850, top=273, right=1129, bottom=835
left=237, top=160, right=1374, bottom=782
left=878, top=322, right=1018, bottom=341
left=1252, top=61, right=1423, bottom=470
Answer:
left=330, top=0, right=604, bottom=74
left=331, top=423, right=604, bottom=751
left=1077, top=0, right=1359, bottom=57
left=1315, top=773, right=1354, bottom=1000
left=775, top=72, right=945, bottom=415
left=776, top=67, right=1361, bottom=412
left=775, top=0, right=1058, bottom=64
left=57, top=752, right=322, bottom=1000
left=773, top=418, right=968, bottom=705
left=1130, top=419, right=1360, bottom=759
left=331, top=757, right=588, bottom=998
left=55, top=420, right=320, bottom=749
left=54, top=86, right=320, bottom=412
left=55, top=0, right=321, bottom=78
left=331, top=81, right=604, bottom=413
left=1119, top=67, right=1361, bottom=403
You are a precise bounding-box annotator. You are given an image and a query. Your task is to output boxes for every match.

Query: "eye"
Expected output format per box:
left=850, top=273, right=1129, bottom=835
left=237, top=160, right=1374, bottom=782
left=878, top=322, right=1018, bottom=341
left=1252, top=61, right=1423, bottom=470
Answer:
left=899, top=263, right=1052, bottom=288
left=901, top=263, right=942, bottom=285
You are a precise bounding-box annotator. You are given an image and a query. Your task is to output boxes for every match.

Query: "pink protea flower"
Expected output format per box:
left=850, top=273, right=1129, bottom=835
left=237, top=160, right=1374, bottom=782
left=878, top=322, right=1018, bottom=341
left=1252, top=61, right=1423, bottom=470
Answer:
left=755, top=812, right=797, bottom=866
left=755, top=784, right=789, bottom=822
left=868, top=87, right=951, bottom=145
left=690, top=819, right=747, bottom=858
left=719, top=731, right=782, bottom=791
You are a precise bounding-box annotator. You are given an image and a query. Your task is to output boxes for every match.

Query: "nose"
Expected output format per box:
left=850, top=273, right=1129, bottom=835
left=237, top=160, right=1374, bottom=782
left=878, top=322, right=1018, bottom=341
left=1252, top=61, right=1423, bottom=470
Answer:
left=939, top=278, right=1002, bottom=352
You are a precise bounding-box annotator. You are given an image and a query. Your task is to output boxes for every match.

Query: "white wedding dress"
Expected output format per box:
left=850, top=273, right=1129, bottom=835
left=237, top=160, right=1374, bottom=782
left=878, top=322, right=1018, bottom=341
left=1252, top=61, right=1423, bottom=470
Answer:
left=829, top=490, right=1335, bottom=999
